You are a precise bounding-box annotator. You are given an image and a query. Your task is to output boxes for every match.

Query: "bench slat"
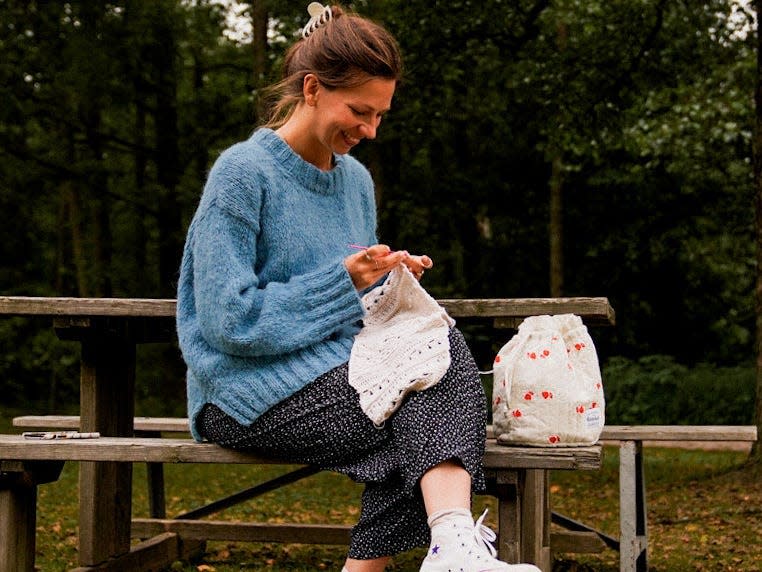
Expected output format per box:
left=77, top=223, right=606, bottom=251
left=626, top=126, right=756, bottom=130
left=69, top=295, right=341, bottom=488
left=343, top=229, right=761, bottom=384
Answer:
left=17, top=417, right=757, bottom=443
left=600, top=425, right=757, bottom=442
left=132, top=519, right=352, bottom=545
left=0, top=435, right=600, bottom=471
left=13, top=415, right=189, bottom=434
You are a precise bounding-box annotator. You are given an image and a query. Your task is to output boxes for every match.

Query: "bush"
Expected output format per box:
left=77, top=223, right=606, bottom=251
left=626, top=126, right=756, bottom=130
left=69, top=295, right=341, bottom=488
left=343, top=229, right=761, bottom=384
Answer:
left=602, top=354, right=755, bottom=425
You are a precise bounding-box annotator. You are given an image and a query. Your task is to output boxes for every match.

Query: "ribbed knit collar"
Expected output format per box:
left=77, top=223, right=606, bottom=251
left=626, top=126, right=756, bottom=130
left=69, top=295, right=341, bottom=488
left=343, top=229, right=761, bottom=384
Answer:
left=254, top=128, right=346, bottom=195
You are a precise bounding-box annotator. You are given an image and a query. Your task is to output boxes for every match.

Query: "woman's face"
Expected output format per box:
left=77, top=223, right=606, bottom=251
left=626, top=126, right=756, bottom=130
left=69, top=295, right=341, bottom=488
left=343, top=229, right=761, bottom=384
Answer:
left=309, top=76, right=396, bottom=156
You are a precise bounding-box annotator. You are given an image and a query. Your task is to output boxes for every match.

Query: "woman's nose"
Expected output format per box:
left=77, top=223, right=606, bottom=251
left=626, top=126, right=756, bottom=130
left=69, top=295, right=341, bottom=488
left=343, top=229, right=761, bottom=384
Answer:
left=359, top=119, right=379, bottom=140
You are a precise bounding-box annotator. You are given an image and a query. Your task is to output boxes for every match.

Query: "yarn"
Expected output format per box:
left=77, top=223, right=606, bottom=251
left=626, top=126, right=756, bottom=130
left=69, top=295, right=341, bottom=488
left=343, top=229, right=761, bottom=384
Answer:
left=349, top=266, right=455, bottom=426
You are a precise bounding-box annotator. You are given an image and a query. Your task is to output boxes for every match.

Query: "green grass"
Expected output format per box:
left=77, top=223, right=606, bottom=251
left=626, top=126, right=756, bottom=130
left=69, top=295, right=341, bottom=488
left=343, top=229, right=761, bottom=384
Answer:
left=2, top=409, right=758, bottom=571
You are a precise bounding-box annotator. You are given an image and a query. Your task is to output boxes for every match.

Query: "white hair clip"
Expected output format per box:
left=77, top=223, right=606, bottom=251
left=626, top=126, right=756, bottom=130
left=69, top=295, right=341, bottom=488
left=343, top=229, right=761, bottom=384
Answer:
left=302, top=2, right=333, bottom=39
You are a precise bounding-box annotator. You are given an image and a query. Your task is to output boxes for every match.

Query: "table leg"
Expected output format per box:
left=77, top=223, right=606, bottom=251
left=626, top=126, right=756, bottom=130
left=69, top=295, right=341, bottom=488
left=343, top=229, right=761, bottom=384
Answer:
left=619, top=440, right=648, bottom=572
left=521, top=469, right=552, bottom=571
left=486, top=470, right=520, bottom=563
left=0, top=461, right=64, bottom=572
left=78, top=331, right=136, bottom=566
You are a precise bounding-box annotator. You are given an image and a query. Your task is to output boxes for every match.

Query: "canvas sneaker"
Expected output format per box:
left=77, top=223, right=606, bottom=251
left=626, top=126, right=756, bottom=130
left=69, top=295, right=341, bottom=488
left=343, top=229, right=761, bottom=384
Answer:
left=419, top=509, right=541, bottom=572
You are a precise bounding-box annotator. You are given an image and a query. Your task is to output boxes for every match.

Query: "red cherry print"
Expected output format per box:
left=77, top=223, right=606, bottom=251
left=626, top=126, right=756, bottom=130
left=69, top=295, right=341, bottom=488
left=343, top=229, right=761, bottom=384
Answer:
left=524, top=391, right=534, bottom=400
left=591, top=402, right=598, bottom=409
left=494, top=396, right=502, bottom=406
left=495, top=355, right=501, bottom=364
left=542, top=391, right=553, bottom=399
left=542, top=349, right=550, bottom=358
left=548, top=435, right=560, bottom=444
left=574, top=343, right=582, bottom=351
left=527, top=352, right=537, bottom=359
left=596, top=383, right=602, bottom=390
left=512, top=409, right=522, bottom=418
left=576, top=405, right=585, bottom=414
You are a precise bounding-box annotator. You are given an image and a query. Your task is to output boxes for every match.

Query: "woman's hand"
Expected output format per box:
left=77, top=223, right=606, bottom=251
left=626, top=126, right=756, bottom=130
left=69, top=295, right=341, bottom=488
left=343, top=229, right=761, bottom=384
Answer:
left=344, top=244, right=433, bottom=289
left=402, top=254, right=433, bottom=281
left=344, top=244, right=407, bottom=290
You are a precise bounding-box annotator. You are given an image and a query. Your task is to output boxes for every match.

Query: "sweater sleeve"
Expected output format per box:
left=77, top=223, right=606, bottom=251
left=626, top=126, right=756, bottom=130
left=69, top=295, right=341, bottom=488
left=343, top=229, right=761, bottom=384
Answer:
left=190, top=203, right=365, bottom=358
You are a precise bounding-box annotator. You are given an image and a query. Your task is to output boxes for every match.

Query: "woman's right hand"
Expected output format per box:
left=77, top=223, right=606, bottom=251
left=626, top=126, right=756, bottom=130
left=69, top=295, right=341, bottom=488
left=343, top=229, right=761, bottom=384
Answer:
left=344, top=244, right=409, bottom=290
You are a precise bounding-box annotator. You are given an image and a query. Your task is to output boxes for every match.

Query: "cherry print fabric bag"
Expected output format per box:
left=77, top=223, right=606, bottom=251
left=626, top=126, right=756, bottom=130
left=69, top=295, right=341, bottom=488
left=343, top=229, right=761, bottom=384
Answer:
left=491, top=313, right=605, bottom=447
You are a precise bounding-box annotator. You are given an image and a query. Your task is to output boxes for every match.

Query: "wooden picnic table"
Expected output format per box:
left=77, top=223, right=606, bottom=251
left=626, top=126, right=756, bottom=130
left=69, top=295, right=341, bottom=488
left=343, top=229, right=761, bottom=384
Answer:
left=0, top=295, right=614, bottom=570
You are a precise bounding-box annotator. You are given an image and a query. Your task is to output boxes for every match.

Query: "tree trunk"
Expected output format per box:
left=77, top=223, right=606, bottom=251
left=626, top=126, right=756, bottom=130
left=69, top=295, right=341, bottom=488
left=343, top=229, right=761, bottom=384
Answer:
left=154, top=2, right=182, bottom=299
left=549, top=155, right=564, bottom=297
left=751, top=0, right=762, bottom=463
left=549, top=22, right=567, bottom=299
left=251, top=1, right=268, bottom=123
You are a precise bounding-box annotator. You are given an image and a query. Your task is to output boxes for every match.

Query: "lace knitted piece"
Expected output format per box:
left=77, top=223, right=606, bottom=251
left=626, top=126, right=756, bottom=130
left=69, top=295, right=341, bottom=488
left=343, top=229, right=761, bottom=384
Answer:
left=349, top=266, right=455, bottom=426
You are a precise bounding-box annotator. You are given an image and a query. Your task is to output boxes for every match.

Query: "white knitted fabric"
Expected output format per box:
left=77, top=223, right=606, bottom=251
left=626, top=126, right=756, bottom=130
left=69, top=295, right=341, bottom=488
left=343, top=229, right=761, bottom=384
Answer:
left=492, top=314, right=605, bottom=446
left=348, top=266, right=455, bottom=426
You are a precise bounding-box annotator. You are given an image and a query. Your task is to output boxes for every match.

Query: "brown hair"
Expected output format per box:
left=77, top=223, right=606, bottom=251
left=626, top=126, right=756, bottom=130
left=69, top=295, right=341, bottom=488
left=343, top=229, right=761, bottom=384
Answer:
left=261, top=5, right=403, bottom=129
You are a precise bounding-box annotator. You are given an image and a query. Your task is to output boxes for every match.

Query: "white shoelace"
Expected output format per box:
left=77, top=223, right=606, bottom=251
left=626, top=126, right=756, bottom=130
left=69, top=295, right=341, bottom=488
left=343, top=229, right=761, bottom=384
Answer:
left=473, top=508, right=499, bottom=558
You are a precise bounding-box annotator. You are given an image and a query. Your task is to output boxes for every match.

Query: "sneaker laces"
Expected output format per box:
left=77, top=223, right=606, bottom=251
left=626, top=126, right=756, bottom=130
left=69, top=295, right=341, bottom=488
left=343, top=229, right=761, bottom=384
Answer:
left=473, top=508, right=499, bottom=558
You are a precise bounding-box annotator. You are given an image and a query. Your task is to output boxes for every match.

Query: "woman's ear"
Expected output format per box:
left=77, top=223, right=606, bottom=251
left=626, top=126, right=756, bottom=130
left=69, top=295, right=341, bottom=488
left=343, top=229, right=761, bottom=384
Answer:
left=303, top=73, right=320, bottom=106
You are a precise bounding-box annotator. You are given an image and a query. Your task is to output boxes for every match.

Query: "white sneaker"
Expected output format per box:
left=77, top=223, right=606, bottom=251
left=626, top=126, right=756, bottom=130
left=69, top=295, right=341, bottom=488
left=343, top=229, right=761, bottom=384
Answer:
left=419, top=509, right=541, bottom=572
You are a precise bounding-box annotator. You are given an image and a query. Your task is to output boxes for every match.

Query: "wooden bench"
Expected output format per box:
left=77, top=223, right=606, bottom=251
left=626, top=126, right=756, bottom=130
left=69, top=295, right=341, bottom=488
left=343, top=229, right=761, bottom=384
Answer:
left=599, top=424, right=757, bottom=572
left=0, top=432, right=601, bottom=572
left=0, top=295, right=615, bottom=572
left=13, top=416, right=757, bottom=572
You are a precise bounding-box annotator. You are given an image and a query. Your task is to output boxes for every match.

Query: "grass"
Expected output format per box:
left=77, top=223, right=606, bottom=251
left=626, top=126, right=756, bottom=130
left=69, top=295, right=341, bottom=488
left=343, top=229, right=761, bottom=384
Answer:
left=2, top=407, right=758, bottom=571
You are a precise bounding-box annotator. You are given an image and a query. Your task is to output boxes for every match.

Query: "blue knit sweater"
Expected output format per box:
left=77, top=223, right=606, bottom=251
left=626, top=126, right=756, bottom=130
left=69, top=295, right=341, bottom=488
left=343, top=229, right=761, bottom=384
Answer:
left=177, top=128, right=377, bottom=441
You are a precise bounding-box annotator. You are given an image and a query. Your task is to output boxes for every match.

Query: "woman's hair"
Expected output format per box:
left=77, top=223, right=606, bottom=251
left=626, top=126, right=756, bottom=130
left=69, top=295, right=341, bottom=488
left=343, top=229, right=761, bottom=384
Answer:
left=261, top=5, right=403, bottom=128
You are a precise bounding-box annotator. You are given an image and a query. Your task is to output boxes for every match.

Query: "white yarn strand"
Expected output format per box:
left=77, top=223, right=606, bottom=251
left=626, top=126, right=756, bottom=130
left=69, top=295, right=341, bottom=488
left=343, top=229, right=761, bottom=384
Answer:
left=302, top=2, right=333, bottom=38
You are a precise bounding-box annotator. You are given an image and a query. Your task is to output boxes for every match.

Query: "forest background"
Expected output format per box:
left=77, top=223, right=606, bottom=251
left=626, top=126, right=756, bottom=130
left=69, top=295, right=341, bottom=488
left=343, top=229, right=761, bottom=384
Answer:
left=0, top=1, right=758, bottom=444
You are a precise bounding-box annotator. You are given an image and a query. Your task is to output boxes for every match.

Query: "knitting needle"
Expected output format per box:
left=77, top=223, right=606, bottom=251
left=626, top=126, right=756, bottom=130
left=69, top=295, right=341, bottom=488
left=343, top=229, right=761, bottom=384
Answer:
left=348, top=244, right=400, bottom=260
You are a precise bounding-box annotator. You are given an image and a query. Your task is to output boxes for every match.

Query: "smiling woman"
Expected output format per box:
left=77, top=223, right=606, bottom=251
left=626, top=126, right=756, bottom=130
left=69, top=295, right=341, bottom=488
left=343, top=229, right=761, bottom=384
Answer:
left=175, top=4, right=538, bottom=572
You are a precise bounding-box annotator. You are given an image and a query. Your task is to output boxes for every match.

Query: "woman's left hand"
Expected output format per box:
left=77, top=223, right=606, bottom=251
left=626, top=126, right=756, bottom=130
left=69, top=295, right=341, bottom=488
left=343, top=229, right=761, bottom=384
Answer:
left=403, top=254, right=433, bottom=281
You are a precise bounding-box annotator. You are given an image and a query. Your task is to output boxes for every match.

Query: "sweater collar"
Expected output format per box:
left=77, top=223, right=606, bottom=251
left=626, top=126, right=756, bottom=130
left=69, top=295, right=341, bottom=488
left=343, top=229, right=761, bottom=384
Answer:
left=254, top=128, right=346, bottom=194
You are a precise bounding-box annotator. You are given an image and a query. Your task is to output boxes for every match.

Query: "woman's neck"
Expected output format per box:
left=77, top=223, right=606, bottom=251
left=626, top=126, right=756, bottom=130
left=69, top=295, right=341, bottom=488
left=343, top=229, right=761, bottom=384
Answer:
left=275, top=112, right=333, bottom=171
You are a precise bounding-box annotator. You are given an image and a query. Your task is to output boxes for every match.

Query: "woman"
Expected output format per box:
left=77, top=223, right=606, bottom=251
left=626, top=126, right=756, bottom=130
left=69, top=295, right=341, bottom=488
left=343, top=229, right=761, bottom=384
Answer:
left=176, top=3, right=540, bottom=571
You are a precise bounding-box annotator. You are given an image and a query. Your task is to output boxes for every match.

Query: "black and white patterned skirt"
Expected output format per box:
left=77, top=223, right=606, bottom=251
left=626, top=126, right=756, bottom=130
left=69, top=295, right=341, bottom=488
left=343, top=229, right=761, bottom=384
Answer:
left=197, top=327, right=487, bottom=560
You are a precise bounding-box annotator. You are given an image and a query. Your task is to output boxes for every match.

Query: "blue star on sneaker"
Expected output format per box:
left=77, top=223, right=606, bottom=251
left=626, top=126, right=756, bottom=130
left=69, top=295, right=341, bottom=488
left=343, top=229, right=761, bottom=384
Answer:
left=430, top=544, right=440, bottom=555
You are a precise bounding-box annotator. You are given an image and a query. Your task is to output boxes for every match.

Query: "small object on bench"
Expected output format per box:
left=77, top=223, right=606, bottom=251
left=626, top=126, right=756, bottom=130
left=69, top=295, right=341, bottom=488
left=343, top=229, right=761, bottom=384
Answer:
left=22, top=431, right=100, bottom=440
left=13, top=415, right=188, bottom=522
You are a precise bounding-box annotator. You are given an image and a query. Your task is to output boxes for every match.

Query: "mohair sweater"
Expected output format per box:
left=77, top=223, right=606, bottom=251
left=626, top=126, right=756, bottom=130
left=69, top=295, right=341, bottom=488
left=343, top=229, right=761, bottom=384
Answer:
left=177, top=128, right=376, bottom=441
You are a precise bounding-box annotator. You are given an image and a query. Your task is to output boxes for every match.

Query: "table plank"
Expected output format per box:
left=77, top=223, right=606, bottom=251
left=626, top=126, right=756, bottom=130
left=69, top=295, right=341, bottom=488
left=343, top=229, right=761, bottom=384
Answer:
left=0, top=296, right=615, bottom=325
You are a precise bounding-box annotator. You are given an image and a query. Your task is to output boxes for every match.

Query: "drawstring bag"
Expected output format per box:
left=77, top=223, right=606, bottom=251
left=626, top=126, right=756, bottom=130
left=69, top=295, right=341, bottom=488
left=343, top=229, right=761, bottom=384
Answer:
left=491, top=314, right=605, bottom=447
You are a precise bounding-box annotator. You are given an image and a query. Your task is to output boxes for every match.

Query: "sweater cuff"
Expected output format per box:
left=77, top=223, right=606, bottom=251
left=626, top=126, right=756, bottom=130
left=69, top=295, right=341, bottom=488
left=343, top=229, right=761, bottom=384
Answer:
left=299, top=259, right=365, bottom=333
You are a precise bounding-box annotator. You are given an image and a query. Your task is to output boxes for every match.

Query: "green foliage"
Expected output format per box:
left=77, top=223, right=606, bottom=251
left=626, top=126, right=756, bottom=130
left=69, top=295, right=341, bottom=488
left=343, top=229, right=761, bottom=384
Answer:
left=0, top=0, right=758, bottom=416
left=0, top=318, right=79, bottom=410
left=603, top=354, right=756, bottom=424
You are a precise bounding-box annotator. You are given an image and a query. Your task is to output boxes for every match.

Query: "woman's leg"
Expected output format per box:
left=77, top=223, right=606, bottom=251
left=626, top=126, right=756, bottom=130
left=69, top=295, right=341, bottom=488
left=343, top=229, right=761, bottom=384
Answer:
left=419, top=459, right=471, bottom=514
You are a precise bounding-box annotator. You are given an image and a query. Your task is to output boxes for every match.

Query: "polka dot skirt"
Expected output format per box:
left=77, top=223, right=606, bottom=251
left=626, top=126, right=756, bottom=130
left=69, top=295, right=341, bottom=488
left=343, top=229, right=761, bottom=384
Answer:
left=197, top=327, right=487, bottom=560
